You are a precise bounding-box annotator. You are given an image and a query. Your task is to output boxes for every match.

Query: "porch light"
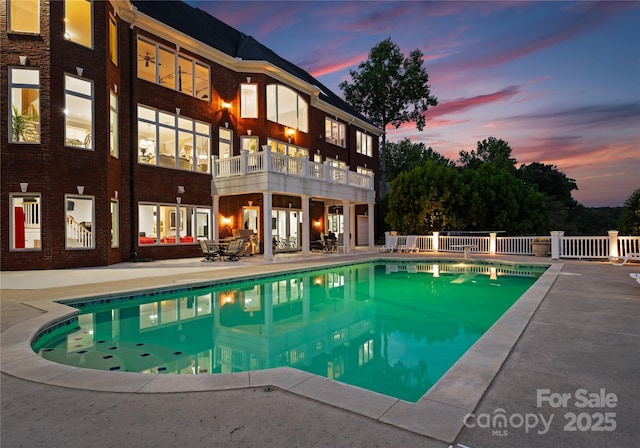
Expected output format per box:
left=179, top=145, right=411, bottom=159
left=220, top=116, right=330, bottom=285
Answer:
left=19, top=56, right=27, bottom=65
left=221, top=101, right=232, bottom=109
left=20, top=183, right=28, bottom=193
left=77, top=186, right=84, bottom=195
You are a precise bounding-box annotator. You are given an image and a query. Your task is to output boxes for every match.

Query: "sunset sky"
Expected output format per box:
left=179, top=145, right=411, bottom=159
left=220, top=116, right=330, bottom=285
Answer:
left=187, top=0, right=640, bottom=207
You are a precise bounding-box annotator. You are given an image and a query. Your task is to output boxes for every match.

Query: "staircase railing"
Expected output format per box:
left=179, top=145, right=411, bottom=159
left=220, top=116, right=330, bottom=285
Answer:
left=66, top=215, right=92, bottom=248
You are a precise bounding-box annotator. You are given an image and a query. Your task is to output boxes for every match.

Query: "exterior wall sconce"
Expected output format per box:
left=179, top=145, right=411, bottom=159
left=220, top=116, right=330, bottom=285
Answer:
left=20, top=182, right=28, bottom=192
left=224, top=122, right=229, bottom=128
left=248, top=200, right=253, bottom=207
left=177, top=186, right=185, bottom=194
left=176, top=107, right=181, bottom=115
left=114, top=190, right=118, bottom=199
left=246, top=77, right=251, bottom=83
left=77, top=185, right=85, bottom=194
left=221, top=101, right=232, bottom=109
left=221, top=216, right=232, bottom=226
left=76, top=66, right=84, bottom=76
left=247, top=129, right=252, bottom=135
left=176, top=197, right=182, bottom=204
left=19, top=56, right=27, bottom=65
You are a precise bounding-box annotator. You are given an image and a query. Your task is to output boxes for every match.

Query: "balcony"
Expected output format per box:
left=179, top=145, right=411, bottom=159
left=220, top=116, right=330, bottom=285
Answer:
left=211, top=146, right=376, bottom=203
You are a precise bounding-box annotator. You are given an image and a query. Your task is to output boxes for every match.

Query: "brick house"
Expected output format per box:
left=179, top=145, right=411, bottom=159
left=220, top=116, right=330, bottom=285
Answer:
left=1, top=0, right=381, bottom=270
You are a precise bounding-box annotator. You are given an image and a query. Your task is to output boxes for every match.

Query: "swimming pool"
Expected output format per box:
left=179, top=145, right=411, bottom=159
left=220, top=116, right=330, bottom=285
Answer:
left=33, top=260, right=547, bottom=402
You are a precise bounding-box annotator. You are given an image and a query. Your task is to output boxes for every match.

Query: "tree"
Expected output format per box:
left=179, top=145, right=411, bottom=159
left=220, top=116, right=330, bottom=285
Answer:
left=458, top=137, right=517, bottom=172
left=385, top=138, right=450, bottom=182
left=385, top=161, right=463, bottom=234
left=517, top=162, right=578, bottom=208
left=618, top=188, right=640, bottom=235
left=339, top=38, right=438, bottom=194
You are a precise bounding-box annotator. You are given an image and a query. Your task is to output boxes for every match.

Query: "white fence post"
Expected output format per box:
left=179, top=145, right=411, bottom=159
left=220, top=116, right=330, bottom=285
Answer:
left=608, top=230, right=619, bottom=257
left=550, top=231, right=561, bottom=259
left=489, top=232, right=497, bottom=254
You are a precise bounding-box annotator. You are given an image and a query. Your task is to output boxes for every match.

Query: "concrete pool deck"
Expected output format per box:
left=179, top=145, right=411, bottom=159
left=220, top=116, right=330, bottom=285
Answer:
left=1, top=251, right=638, bottom=447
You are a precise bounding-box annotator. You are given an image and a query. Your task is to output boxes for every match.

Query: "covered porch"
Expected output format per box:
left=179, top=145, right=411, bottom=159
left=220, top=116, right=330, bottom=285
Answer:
left=211, top=146, right=376, bottom=261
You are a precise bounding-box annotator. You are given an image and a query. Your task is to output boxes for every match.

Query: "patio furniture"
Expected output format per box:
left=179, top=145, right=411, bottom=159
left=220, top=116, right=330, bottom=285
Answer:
left=379, top=235, right=398, bottom=253
left=397, top=235, right=418, bottom=253
left=199, top=240, right=218, bottom=261
left=610, top=253, right=640, bottom=266
left=223, top=239, right=244, bottom=261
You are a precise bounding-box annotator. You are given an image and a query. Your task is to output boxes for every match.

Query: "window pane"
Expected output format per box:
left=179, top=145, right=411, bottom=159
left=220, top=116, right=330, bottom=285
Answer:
left=65, top=76, right=93, bottom=150
left=111, top=200, right=119, bottom=247
left=137, top=39, right=156, bottom=83
left=278, top=86, right=297, bottom=129
left=195, top=63, right=210, bottom=100
left=196, top=209, right=211, bottom=239
left=10, top=68, right=40, bottom=143
left=138, top=204, right=158, bottom=244
left=11, top=195, right=41, bottom=250
left=266, top=85, right=277, bottom=122
left=241, top=84, right=258, bottom=118
left=298, top=97, right=308, bottom=132
left=159, top=205, right=175, bottom=244
left=65, top=0, right=92, bottom=48
left=65, top=195, right=94, bottom=249
left=158, top=47, right=175, bottom=89
left=158, top=126, right=176, bottom=167
left=178, top=56, right=193, bottom=95
left=138, top=120, right=156, bottom=163
left=9, top=0, right=39, bottom=33
left=178, top=131, right=194, bottom=170
left=108, top=15, right=117, bottom=65
left=109, top=92, right=118, bottom=157
left=196, top=135, right=210, bottom=172
left=138, top=105, right=155, bottom=121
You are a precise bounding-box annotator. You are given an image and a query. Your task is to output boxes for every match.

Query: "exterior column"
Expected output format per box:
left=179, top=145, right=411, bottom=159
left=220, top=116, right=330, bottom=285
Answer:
left=433, top=231, right=439, bottom=252
left=368, top=202, right=375, bottom=250
left=212, top=194, right=220, bottom=240
left=349, top=202, right=356, bottom=251
left=550, top=231, right=562, bottom=260
left=301, top=194, right=310, bottom=257
left=263, top=191, right=273, bottom=261
left=343, top=201, right=351, bottom=253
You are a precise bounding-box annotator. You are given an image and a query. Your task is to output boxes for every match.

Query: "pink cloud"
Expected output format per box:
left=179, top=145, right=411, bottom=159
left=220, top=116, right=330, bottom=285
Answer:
left=427, top=85, right=522, bottom=120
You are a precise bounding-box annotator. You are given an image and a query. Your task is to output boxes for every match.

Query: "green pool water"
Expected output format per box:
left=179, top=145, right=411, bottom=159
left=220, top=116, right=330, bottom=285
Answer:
left=33, top=260, right=546, bottom=402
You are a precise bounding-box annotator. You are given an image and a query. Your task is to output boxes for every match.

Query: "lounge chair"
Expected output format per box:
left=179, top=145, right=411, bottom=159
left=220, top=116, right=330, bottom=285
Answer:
left=397, top=235, right=417, bottom=253
left=609, top=253, right=640, bottom=266
left=379, top=235, right=398, bottom=253
left=223, top=239, right=244, bottom=261
left=631, top=273, right=640, bottom=285
left=199, top=240, right=218, bottom=261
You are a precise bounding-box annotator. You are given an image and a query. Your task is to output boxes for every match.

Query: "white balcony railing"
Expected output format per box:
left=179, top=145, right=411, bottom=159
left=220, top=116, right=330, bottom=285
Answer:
left=212, top=145, right=374, bottom=191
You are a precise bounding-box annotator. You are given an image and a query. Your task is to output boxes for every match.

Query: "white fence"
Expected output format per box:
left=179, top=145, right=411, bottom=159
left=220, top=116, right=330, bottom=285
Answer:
left=387, top=231, right=640, bottom=260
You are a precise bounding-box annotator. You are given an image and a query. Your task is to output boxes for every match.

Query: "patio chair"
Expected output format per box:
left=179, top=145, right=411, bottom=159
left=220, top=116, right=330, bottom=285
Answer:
left=199, top=240, right=217, bottom=261
left=223, top=239, right=244, bottom=261
left=379, top=235, right=398, bottom=253
left=397, top=235, right=417, bottom=253
left=630, top=273, right=640, bottom=285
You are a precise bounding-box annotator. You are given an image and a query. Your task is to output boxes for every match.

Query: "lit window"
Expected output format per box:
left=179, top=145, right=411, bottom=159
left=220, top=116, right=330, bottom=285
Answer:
left=64, top=74, right=93, bottom=150
left=9, top=67, right=40, bottom=143
left=110, top=199, right=119, bottom=248
left=266, top=138, right=308, bottom=158
left=65, top=195, right=95, bottom=249
left=109, top=92, right=118, bottom=157
left=138, top=203, right=207, bottom=245
left=64, top=0, right=92, bottom=48
left=266, top=84, right=308, bottom=132
left=325, top=117, right=345, bottom=147
left=219, top=128, right=232, bottom=159
left=9, top=0, right=39, bottom=33
left=241, top=83, right=258, bottom=118
left=357, top=166, right=373, bottom=177
left=356, top=130, right=372, bottom=157
left=10, top=194, right=41, bottom=250
left=137, top=105, right=210, bottom=172
left=241, top=136, right=259, bottom=153
left=136, top=38, right=210, bottom=101
left=108, top=14, right=117, bottom=65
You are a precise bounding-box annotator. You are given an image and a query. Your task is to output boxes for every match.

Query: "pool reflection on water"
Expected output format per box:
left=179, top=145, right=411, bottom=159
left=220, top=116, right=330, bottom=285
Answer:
left=34, top=261, right=546, bottom=402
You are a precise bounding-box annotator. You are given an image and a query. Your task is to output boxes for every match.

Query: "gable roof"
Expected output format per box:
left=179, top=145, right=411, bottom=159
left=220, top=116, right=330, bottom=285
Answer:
left=131, top=1, right=378, bottom=131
